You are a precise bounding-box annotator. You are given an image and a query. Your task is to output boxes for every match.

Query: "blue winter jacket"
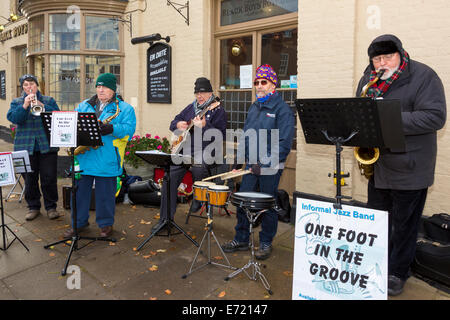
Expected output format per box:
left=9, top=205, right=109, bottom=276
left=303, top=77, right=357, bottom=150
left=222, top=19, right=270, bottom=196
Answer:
left=241, top=91, right=295, bottom=170
left=75, top=95, right=136, bottom=177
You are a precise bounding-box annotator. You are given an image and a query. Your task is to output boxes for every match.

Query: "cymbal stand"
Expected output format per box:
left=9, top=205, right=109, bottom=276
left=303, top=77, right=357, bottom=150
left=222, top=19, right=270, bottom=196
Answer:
left=224, top=207, right=273, bottom=295
left=182, top=197, right=236, bottom=279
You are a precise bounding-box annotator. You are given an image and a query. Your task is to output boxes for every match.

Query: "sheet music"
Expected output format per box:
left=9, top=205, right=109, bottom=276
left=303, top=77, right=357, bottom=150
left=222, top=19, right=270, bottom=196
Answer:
left=12, top=150, right=32, bottom=174
left=0, top=152, right=16, bottom=186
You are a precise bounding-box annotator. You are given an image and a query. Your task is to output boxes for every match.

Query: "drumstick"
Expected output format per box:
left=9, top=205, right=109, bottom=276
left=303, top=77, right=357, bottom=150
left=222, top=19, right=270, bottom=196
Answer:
left=202, top=169, right=251, bottom=181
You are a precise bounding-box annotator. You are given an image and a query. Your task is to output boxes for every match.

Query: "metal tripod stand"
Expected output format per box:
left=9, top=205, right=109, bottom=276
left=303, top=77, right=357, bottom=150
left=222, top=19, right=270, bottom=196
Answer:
left=182, top=199, right=235, bottom=278
left=224, top=207, right=273, bottom=295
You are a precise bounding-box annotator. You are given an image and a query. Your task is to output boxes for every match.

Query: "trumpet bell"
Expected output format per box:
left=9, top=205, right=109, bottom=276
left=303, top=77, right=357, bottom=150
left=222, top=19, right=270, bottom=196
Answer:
left=31, top=105, right=44, bottom=116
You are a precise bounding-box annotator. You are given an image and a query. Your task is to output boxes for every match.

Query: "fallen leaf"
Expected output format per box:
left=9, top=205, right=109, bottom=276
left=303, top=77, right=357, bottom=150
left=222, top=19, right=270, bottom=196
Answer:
left=137, top=233, right=145, bottom=238
left=133, top=247, right=137, bottom=251
left=140, top=219, right=151, bottom=225
left=149, top=297, right=157, bottom=300
left=218, top=291, right=226, bottom=298
left=49, top=252, right=55, bottom=257
left=149, top=265, right=158, bottom=272
left=34, top=239, right=43, bottom=242
left=283, top=271, right=293, bottom=277
left=142, top=255, right=152, bottom=259
left=128, top=224, right=135, bottom=229
left=157, top=249, right=166, bottom=253
left=214, top=256, right=224, bottom=260
left=109, top=242, right=116, bottom=246
left=165, top=289, right=172, bottom=295
left=154, top=214, right=160, bottom=219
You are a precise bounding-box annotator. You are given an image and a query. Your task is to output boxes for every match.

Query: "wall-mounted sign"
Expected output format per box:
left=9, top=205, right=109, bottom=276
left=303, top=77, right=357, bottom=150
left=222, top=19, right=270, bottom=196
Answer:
left=220, top=0, right=298, bottom=26
left=0, top=23, right=28, bottom=42
left=147, top=42, right=171, bottom=104
left=0, top=70, right=6, bottom=100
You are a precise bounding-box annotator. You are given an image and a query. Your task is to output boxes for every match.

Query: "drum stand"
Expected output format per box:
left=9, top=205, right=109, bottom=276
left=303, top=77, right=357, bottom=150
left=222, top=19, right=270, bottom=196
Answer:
left=182, top=199, right=236, bottom=279
left=225, top=207, right=273, bottom=295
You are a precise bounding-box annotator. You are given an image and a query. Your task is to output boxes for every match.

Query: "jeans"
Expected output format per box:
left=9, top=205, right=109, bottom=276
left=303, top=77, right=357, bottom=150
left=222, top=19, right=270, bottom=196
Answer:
left=233, top=169, right=282, bottom=245
left=72, top=175, right=116, bottom=228
left=24, top=151, right=58, bottom=211
left=368, top=179, right=428, bottom=280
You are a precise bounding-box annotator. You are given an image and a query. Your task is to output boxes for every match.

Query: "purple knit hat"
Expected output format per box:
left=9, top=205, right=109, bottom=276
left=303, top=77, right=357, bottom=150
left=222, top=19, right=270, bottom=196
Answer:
left=254, top=64, right=278, bottom=86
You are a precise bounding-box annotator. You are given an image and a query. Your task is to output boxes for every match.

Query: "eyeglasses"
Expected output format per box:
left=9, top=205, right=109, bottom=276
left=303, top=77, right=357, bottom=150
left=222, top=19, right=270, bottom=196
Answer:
left=372, top=53, right=396, bottom=63
left=253, top=80, right=269, bottom=86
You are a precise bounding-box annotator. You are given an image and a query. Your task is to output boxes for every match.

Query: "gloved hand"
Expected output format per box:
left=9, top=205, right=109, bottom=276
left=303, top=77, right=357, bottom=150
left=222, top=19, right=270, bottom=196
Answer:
left=250, top=163, right=261, bottom=176
left=99, top=122, right=113, bottom=135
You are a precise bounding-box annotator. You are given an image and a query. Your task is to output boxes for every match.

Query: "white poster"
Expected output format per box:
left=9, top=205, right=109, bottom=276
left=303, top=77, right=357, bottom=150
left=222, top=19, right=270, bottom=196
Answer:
left=50, top=111, right=78, bottom=148
left=12, top=150, right=32, bottom=174
left=0, top=152, right=16, bottom=187
left=239, top=64, right=253, bottom=89
left=292, top=198, right=388, bottom=300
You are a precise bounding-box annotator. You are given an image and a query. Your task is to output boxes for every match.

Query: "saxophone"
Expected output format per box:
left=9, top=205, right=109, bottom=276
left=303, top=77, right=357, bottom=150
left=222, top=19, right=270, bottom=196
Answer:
left=68, top=99, right=121, bottom=156
left=354, top=69, right=385, bottom=179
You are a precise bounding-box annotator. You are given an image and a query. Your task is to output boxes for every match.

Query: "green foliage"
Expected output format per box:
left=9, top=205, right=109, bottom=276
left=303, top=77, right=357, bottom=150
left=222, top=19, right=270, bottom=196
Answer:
left=124, top=134, right=171, bottom=168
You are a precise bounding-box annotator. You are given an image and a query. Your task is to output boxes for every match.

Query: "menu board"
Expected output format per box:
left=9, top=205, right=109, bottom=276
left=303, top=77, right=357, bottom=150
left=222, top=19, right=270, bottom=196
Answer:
left=147, top=42, right=172, bottom=103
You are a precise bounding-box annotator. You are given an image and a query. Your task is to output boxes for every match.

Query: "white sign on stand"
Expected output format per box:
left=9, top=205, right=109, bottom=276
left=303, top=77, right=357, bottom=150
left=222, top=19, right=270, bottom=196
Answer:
left=292, top=197, right=388, bottom=300
left=0, top=152, right=16, bottom=187
left=50, top=111, right=78, bottom=148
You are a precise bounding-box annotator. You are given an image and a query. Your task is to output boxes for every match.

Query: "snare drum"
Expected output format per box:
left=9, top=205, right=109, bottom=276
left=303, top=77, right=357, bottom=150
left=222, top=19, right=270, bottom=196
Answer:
left=193, top=181, right=216, bottom=202
left=207, top=185, right=230, bottom=207
left=230, top=192, right=276, bottom=211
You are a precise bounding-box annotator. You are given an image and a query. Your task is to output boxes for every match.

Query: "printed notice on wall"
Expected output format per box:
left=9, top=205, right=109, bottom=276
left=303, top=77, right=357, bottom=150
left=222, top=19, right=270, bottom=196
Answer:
left=292, top=198, right=388, bottom=300
left=147, top=42, right=172, bottom=103
left=50, top=111, right=78, bottom=148
left=239, top=64, right=253, bottom=89
left=0, top=152, right=16, bottom=187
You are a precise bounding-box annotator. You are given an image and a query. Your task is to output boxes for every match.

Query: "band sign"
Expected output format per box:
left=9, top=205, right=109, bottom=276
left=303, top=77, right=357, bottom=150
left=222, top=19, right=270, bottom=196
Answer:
left=292, top=198, right=388, bottom=300
left=147, top=42, right=171, bottom=104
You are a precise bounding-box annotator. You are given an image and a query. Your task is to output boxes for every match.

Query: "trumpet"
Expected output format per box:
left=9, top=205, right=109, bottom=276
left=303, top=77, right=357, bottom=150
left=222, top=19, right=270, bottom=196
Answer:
left=354, top=69, right=385, bottom=179
left=29, top=89, right=44, bottom=116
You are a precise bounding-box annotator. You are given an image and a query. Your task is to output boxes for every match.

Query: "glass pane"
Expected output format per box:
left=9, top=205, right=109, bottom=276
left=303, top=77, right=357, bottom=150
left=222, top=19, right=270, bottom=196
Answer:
left=49, top=14, right=80, bottom=50
left=219, top=36, right=252, bottom=89
left=220, top=0, right=298, bottom=26
left=261, top=28, right=298, bottom=88
left=85, top=56, right=121, bottom=99
left=15, top=46, right=28, bottom=96
left=49, top=55, right=80, bottom=110
left=86, top=16, right=119, bottom=51
left=29, top=16, right=44, bottom=52
left=32, top=55, right=45, bottom=95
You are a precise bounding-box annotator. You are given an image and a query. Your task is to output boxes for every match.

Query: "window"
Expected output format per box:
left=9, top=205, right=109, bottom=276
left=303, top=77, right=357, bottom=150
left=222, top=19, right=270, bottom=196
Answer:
left=85, top=56, right=121, bottom=98
left=49, top=55, right=80, bottom=109
left=86, top=16, right=119, bottom=51
left=29, top=16, right=44, bottom=52
left=15, top=46, right=27, bottom=96
left=219, top=36, right=253, bottom=89
left=49, top=14, right=80, bottom=50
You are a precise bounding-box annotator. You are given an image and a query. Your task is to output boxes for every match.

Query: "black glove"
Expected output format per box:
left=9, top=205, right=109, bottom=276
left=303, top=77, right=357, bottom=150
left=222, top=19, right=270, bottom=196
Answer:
left=250, top=163, right=261, bottom=176
left=99, top=122, right=113, bottom=135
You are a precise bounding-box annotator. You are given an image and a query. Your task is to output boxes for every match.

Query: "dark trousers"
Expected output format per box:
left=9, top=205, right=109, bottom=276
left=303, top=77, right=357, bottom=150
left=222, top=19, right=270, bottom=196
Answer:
left=73, top=175, right=116, bottom=229
left=24, top=151, right=58, bottom=211
left=234, top=169, right=282, bottom=245
left=160, top=164, right=210, bottom=220
left=368, top=179, right=428, bottom=280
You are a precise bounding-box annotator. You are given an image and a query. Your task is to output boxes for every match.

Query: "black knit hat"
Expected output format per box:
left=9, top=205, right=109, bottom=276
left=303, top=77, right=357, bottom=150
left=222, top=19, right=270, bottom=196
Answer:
left=194, top=77, right=213, bottom=93
left=19, top=74, right=39, bottom=87
left=368, top=40, right=399, bottom=59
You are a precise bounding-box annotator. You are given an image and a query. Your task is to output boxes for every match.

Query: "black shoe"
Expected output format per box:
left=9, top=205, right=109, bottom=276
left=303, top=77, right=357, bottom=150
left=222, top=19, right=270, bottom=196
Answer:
left=221, top=240, right=249, bottom=253
left=388, top=275, right=405, bottom=296
left=189, top=200, right=203, bottom=213
left=255, top=243, right=272, bottom=260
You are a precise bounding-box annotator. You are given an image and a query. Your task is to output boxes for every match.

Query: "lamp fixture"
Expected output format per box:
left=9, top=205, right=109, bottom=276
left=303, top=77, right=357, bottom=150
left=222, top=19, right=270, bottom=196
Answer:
left=0, top=13, right=19, bottom=32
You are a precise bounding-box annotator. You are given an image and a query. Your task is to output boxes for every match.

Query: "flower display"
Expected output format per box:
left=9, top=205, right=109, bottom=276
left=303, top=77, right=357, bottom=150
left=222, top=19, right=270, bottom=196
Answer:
left=10, top=125, right=17, bottom=140
left=124, top=133, right=171, bottom=168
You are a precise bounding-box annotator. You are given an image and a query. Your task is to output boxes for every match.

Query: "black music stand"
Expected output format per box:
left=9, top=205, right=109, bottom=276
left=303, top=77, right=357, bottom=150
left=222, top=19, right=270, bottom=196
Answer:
left=134, top=151, right=199, bottom=251
left=296, top=97, right=405, bottom=209
left=0, top=156, right=30, bottom=252
left=41, top=112, right=115, bottom=276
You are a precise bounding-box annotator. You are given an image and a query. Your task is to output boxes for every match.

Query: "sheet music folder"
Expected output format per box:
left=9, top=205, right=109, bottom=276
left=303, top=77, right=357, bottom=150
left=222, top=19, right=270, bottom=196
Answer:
left=296, top=97, right=405, bottom=151
left=40, top=112, right=103, bottom=147
left=135, top=150, right=192, bottom=167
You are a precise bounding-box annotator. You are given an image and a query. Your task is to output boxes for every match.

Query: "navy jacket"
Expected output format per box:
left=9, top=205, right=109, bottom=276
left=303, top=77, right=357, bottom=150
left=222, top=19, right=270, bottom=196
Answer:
left=240, top=92, right=295, bottom=170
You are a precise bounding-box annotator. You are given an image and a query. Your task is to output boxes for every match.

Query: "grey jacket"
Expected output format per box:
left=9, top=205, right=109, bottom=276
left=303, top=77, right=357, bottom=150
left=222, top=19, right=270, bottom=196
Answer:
left=356, top=34, right=446, bottom=190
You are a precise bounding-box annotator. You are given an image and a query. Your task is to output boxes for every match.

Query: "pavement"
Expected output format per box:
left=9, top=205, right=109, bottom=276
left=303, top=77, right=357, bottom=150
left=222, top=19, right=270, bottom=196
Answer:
left=0, top=138, right=449, bottom=303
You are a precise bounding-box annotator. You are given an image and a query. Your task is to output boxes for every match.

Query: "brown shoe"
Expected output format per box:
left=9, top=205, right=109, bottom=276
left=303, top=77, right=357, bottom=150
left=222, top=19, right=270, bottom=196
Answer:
left=99, top=226, right=113, bottom=237
left=47, top=209, right=60, bottom=220
left=63, top=224, right=89, bottom=238
left=25, top=210, right=40, bottom=221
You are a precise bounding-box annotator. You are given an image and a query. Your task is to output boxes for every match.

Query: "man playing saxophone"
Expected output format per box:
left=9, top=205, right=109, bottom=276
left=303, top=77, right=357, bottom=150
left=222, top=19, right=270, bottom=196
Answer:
left=356, top=34, right=446, bottom=296
left=7, top=74, right=60, bottom=221
left=63, top=73, right=136, bottom=238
